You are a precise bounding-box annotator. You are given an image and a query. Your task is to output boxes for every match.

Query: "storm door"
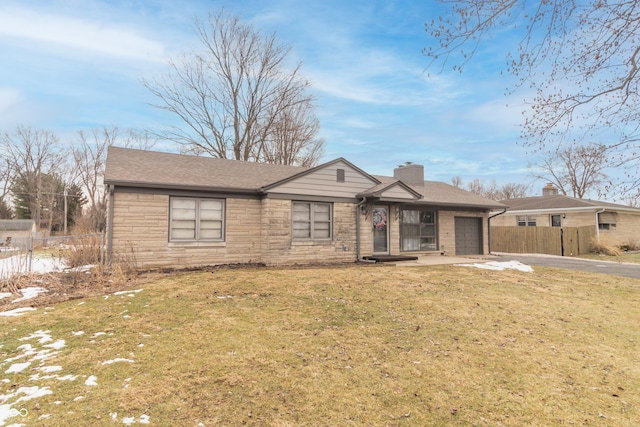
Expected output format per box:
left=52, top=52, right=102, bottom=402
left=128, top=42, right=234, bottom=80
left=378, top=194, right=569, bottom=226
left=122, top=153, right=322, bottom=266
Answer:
left=372, top=206, right=389, bottom=254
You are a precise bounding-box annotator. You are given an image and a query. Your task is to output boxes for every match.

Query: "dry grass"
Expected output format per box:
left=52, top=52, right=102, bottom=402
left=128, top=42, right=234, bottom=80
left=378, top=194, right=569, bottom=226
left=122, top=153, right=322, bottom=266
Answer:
left=1, top=264, right=639, bottom=426
left=589, top=236, right=622, bottom=257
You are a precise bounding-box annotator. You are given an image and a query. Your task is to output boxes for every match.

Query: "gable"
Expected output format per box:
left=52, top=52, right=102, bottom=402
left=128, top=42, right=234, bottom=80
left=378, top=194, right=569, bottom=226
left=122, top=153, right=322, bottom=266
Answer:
left=263, top=159, right=379, bottom=199
left=378, top=183, right=420, bottom=200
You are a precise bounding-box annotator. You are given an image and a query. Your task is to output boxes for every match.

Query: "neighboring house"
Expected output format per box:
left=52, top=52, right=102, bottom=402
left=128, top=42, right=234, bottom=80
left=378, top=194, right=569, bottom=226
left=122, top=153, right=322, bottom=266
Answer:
left=492, top=184, right=640, bottom=246
left=0, top=219, right=37, bottom=247
left=104, top=147, right=504, bottom=269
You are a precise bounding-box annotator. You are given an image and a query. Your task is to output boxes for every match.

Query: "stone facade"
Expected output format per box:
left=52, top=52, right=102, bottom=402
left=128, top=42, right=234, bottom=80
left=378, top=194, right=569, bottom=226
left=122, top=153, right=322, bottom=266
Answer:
left=110, top=192, right=263, bottom=269
left=109, top=191, right=494, bottom=270
left=110, top=192, right=360, bottom=269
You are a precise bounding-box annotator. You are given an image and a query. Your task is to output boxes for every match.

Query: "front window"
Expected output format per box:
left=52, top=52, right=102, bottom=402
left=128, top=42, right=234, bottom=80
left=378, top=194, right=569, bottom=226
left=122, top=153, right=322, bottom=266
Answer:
left=401, top=209, right=437, bottom=251
left=551, top=214, right=562, bottom=227
left=293, top=202, right=332, bottom=239
left=517, top=215, right=536, bottom=226
left=170, top=197, right=224, bottom=241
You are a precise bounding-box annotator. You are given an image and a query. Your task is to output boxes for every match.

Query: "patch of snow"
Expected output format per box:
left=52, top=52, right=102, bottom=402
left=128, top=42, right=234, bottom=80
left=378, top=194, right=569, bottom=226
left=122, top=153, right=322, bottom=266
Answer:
left=71, top=331, right=84, bottom=336
left=456, top=260, right=534, bottom=273
left=44, top=340, right=66, bottom=350
left=5, top=362, right=30, bottom=374
left=11, top=287, right=48, bottom=303
left=0, top=293, right=12, bottom=300
left=85, top=375, right=97, bottom=386
left=13, top=385, right=53, bottom=403
left=0, top=308, right=36, bottom=317
left=113, top=289, right=143, bottom=296
left=101, top=358, right=134, bottom=365
left=20, top=331, right=53, bottom=344
left=39, top=366, right=62, bottom=373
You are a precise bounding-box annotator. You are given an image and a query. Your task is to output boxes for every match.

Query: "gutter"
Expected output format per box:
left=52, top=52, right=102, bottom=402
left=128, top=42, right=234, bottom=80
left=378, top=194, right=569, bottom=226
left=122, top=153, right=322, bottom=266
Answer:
left=595, top=208, right=606, bottom=242
left=488, top=208, right=507, bottom=254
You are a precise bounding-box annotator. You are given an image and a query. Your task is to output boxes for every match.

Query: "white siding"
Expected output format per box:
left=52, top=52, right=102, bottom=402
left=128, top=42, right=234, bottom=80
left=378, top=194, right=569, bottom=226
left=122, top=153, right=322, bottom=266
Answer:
left=267, top=161, right=378, bottom=198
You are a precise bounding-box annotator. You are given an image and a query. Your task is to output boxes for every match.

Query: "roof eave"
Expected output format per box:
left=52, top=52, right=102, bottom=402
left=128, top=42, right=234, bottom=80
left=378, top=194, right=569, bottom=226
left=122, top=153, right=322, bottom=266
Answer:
left=105, top=180, right=261, bottom=195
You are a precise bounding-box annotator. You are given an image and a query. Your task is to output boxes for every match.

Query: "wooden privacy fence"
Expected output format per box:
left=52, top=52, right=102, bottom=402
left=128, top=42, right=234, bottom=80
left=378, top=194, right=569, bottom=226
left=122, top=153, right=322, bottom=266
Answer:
left=490, top=226, right=596, bottom=256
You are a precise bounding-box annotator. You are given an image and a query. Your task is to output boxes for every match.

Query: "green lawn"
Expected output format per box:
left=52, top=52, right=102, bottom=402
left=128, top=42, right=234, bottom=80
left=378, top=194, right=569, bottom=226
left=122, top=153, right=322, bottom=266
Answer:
left=1, top=264, right=639, bottom=426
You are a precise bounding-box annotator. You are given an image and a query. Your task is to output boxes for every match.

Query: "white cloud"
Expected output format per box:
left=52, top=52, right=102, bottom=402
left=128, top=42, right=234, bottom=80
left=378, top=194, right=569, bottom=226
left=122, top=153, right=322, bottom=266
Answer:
left=0, top=5, right=166, bottom=62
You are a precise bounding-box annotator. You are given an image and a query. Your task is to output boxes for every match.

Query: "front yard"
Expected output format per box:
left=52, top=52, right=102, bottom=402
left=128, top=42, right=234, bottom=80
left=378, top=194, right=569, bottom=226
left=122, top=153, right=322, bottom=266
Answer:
left=1, top=263, right=639, bottom=426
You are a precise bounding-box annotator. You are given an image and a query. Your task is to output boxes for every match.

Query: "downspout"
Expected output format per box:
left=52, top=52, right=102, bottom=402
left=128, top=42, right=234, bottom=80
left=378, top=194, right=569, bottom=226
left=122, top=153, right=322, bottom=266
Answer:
left=106, top=184, right=115, bottom=266
left=595, top=208, right=606, bottom=243
left=488, top=208, right=507, bottom=254
left=356, top=197, right=367, bottom=262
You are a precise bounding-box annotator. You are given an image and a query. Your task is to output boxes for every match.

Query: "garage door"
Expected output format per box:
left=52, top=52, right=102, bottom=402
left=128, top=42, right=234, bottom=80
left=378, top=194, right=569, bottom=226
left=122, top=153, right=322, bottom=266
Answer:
left=454, top=217, right=482, bottom=255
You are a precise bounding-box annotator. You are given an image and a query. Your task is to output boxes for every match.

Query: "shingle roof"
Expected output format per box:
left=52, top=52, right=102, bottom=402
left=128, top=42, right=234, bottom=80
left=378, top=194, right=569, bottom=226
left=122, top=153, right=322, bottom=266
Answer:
left=373, top=175, right=505, bottom=209
left=0, top=220, right=36, bottom=231
left=500, top=195, right=639, bottom=212
left=104, top=147, right=505, bottom=209
left=104, top=146, right=307, bottom=192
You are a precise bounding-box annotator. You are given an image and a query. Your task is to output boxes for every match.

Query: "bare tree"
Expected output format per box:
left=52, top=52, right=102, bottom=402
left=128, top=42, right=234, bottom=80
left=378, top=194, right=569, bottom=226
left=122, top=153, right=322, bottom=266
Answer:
left=0, top=155, right=14, bottom=217
left=425, top=1, right=640, bottom=197
left=0, top=126, right=66, bottom=230
left=531, top=143, right=607, bottom=198
left=499, top=182, right=530, bottom=200
left=143, top=9, right=323, bottom=166
left=451, top=175, right=463, bottom=189
left=457, top=177, right=529, bottom=200
left=72, top=127, right=158, bottom=231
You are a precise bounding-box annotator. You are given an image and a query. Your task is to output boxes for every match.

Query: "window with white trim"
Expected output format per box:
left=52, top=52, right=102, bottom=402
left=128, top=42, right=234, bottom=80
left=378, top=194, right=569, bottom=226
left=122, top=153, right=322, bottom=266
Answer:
left=170, top=197, right=224, bottom=241
left=517, top=215, right=536, bottom=226
left=292, top=202, right=332, bottom=240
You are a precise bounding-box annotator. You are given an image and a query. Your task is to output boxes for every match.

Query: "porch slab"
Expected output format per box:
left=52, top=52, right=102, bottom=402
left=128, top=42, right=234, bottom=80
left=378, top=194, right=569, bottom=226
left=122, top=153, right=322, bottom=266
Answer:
left=394, top=254, right=499, bottom=266
left=362, top=255, right=419, bottom=263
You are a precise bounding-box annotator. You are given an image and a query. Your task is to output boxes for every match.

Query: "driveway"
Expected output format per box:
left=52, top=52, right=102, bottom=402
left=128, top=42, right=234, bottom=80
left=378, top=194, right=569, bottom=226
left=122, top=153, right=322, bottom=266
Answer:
left=494, top=253, right=640, bottom=279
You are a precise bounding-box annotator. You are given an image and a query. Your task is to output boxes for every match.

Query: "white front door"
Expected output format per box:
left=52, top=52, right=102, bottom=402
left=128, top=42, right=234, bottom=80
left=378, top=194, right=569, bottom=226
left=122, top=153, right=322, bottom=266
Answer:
left=372, top=206, right=389, bottom=254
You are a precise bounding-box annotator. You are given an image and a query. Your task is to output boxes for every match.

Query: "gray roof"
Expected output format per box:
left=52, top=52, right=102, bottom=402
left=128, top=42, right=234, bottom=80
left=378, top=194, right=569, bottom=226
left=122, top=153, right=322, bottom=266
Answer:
left=372, top=175, right=505, bottom=209
left=500, top=195, right=640, bottom=212
left=0, top=219, right=35, bottom=231
left=104, top=147, right=505, bottom=209
left=104, top=146, right=307, bottom=193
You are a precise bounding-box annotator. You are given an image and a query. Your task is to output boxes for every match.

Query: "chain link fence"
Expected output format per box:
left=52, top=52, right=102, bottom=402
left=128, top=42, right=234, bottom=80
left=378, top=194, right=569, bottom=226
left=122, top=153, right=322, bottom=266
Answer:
left=1, top=233, right=104, bottom=279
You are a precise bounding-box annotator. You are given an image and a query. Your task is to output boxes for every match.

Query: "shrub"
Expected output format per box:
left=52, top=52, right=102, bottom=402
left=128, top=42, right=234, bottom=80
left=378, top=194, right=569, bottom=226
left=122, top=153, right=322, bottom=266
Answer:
left=590, top=236, right=622, bottom=256
left=618, top=239, right=640, bottom=252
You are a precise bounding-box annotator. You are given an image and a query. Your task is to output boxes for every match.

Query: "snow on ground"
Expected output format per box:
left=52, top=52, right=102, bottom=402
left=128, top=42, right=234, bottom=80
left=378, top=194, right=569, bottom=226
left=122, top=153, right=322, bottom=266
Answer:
left=0, top=254, right=65, bottom=280
left=0, top=307, right=37, bottom=317
left=456, top=260, right=534, bottom=272
left=0, top=253, right=94, bottom=280
left=1, top=323, right=149, bottom=425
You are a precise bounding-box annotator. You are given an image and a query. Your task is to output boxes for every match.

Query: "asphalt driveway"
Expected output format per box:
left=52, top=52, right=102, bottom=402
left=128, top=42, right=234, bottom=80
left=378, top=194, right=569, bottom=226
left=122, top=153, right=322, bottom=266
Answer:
left=495, top=253, right=640, bottom=279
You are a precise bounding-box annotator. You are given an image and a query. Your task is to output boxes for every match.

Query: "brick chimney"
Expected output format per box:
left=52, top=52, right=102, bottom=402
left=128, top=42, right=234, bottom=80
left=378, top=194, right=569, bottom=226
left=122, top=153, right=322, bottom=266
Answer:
left=542, top=183, right=559, bottom=196
left=393, top=162, right=424, bottom=187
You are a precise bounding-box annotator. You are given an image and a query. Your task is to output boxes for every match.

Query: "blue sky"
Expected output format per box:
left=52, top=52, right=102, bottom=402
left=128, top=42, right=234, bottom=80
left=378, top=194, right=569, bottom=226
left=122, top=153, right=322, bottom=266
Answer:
left=0, top=0, right=538, bottom=190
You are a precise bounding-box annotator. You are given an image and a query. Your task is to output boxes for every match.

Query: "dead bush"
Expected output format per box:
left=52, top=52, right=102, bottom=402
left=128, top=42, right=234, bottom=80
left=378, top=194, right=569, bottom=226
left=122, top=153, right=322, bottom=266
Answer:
left=618, top=239, right=640, bottom=252
left=56, top=234, right=102, bottom=269
left=590, top=236, right=622, bottom=256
